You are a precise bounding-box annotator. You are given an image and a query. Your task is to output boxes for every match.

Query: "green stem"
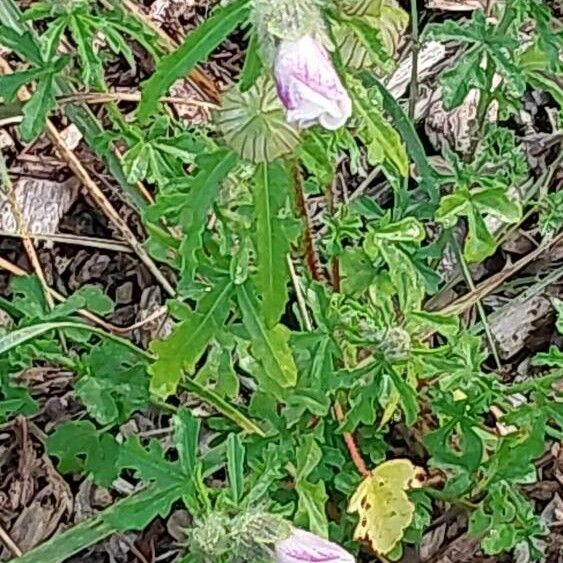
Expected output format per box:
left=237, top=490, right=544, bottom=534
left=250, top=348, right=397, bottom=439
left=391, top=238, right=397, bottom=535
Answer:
left=396, top=0, right=420, bottom=219
left=181, top=379, right=266, bottom=437
left=450, top=233, right=502, bottom=370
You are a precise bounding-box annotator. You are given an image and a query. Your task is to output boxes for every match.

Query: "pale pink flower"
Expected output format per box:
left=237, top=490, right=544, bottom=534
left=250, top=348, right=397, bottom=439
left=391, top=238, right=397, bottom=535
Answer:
left=274, top=35, right=352, bottom=130
left=275, top=528, right=356, bottom=563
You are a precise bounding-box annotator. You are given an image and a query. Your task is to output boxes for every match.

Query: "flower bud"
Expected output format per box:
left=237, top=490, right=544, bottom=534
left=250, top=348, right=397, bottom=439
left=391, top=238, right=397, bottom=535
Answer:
left=274, top=34, right=352, bottom=130
left=275, top=528, right=356, bottom=562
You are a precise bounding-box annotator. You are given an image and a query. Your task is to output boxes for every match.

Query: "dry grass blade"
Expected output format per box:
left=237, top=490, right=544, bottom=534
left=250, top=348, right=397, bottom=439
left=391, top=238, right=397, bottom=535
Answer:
left=43, top=123, right=177, bottom=296
left=439, top=231, right=563, bottom=316
left=0, top=152, right=70, bottom=351
left=0, top=522, right=22, bottom=558
left=0, top=231, right=133, bottom=253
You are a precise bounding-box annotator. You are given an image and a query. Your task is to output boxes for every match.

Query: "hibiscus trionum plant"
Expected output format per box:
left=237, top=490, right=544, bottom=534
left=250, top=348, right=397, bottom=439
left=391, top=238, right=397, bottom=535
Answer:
left=0, top=0, right=561, bottom=561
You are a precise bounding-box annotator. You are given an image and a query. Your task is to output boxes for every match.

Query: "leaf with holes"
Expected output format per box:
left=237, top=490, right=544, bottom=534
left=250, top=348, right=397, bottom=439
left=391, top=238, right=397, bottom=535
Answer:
left=348, top=459, right=419, bottom=554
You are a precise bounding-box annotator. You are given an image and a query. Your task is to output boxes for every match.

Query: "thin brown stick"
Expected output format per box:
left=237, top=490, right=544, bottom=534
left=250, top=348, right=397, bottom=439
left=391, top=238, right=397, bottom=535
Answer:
left=0, top=158, right=56, bottom=312
left=333, top=402, right=370, bottom=477
left=288, top=252, right=369, bottom=476
left=45, top=122, right=176, bottom=296
left=0, top=152, right=69, bottom=351
left=290, top=166, right=369, bottom=477
left=0, top=522, right=22, bottom=557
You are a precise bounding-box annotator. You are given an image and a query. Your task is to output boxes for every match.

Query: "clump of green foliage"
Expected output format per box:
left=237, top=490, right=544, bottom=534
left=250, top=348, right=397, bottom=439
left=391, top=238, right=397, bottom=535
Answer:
left=0, top=0, right=561, bottom=561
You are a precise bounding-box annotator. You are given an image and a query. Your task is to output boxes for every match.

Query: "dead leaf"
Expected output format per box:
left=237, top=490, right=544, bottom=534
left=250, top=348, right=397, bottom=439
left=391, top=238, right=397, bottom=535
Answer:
left=489, top=292, right=553, bottom=359
left=0, top=177, right=78, bottom=235
left=426, top=0, right=485, bottom=11
left=348, top=459, right=419, bottom=554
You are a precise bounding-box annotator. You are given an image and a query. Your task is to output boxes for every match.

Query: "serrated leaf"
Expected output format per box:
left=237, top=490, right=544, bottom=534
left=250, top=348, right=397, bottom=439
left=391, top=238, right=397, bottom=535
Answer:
left=334, top=0, right=407, bottom=70
left=47, top=421, right=120, bottom=486
left=440, top=46, right=485, bottom=110
left=337, top=15, right=390, bottom=70
left=0, top=67, right=46, bottom=101
left=348, top=459, right=418, bottom=554
left=0, top=24, right=43, bottom=64
left=149, top=279, right=233, bottom=398
left=386, top=366, right=418, bottom=426
left=177, top=150, right=238, bottom=281
left=236, top=283, right=298, bottom=395
left=532, top=345, right=563, bottom=367
left=425, top=419, right=483, bottom=473
left=254, top=162, right=295, bottom=327
left=119, top=437, right=185, bottom=485
left=137, top=0, right=249, bottom=121
left=20, top=71, right=56, bottom=141
left=353, top=83, right=408, bottom=176
left=69, top=12, right=101, bottom=85
left=425, top=15, right=484, bottom=44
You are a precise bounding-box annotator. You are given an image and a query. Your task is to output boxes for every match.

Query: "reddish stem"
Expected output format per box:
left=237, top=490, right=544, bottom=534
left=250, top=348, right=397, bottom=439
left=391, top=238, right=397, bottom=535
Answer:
left=334, top=403, right=369, bottom=477
left=292, top=164, right=369, bottom=478
left=331, top=258, right=341, bottom=292
left=292, top=165, right=323, bottom=282
left=325, top=184, right=341, bottom=291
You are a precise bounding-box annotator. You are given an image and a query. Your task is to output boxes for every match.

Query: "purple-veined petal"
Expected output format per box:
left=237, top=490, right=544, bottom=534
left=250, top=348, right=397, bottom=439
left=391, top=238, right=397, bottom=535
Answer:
left=275, top=528, right=356, bottom=563
left=274, top=35, right=352, bottom=130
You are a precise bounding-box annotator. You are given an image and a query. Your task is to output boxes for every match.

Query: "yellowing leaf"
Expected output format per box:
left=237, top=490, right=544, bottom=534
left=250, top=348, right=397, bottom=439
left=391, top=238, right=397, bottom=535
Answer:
left=335, top=0, right=408, bottom=70
left=348, top=459, right=417, bottom=554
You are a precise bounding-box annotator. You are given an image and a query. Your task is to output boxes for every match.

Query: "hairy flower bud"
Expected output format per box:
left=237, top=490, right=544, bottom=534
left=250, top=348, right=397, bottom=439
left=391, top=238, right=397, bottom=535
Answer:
left=274, top=34, right=352, bottom=130
left=189, top=512, right=230, bottom=557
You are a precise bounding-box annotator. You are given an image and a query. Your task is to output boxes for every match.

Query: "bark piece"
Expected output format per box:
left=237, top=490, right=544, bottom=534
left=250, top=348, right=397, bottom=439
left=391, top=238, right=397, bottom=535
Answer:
left=0, top=177, right=78, bottom=235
